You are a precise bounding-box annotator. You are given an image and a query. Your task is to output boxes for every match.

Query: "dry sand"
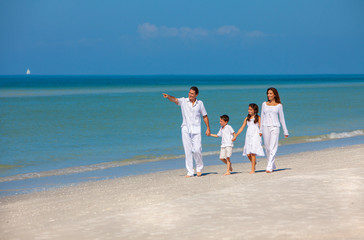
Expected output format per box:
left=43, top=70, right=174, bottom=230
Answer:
left=1, top=144, right=364, bottom=240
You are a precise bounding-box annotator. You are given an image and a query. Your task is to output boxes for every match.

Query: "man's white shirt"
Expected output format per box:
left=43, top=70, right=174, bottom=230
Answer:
left=178, top=97, right=207, bottom=134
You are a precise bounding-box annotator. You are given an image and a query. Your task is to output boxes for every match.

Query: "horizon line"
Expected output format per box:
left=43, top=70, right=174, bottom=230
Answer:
left=1, top=73, right=364, bottom=77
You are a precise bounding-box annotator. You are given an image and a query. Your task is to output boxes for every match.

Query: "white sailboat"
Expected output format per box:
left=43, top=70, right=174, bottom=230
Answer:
left=26, top=69, right=31, bottom=75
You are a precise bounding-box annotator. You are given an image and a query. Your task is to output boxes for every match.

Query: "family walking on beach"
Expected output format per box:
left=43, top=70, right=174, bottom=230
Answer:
left=163, top=86, right=288, bottom=177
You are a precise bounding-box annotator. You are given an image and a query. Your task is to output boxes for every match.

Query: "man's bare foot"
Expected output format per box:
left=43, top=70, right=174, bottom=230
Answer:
left=223, top=172, right=231, bottom=176
left=250, top=170, right=255, bottom=174
left=197, top=172, right=202, bottom=177
left=229, top=167, right=233, bottom=172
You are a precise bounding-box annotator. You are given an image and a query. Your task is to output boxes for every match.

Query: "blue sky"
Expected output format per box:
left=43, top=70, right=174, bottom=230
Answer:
left=1, top=0, right=363, bottom=75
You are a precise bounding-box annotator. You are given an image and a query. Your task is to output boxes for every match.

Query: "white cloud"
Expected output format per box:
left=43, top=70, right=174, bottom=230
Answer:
left=138, top=23, right=158, bottom=38
left=216, top=25, right=241, bottom=36
left=138, top=23, right=209, bottom=39
left=138, top=23, right=266, bottom=40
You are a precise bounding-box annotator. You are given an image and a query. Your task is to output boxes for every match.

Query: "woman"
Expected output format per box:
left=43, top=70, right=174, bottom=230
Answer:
left=260, top=88, right=289, bottom=173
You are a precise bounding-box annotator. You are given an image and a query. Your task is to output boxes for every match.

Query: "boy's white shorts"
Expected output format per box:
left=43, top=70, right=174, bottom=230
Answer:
left=220, top=146, right=233, bottom=159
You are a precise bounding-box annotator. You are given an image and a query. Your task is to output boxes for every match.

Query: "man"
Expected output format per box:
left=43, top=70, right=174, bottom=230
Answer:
left=163, top=86, right=211, bottom=177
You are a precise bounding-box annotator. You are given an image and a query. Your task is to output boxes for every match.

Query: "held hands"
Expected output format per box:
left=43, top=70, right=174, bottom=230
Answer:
left=205, top=129, right=211, bottom=136
left=232, top=133, right=237, bottom=142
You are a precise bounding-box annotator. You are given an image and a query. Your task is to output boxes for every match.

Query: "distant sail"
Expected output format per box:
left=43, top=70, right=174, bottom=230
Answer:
left=26, top=69, right=31, bottom=75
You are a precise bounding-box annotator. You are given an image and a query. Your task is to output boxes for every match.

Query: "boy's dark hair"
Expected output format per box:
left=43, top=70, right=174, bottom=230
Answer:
left=220, top=115, right=229, bottom=122
left=190, top=86, right=199, bottom=95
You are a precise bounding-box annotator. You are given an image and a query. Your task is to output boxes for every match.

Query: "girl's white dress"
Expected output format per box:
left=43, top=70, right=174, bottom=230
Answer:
left=243, top=118, right=265, bottom=156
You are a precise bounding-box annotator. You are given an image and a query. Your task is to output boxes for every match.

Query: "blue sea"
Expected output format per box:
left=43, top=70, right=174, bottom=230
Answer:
left=1, top=75, right=364, bottom=196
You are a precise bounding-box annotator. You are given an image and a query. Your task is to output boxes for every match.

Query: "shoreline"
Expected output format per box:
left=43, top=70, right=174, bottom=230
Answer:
left=1, top=144, right=363, bottom=239
left=1, top=135, right=364, bottom=197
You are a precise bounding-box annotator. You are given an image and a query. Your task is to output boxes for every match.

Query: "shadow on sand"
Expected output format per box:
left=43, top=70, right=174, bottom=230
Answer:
left=199, top=172, right=219, bottom=177
left=202, top=171, right=242, bottom=176
left=255, top=168, right=292, bottom=173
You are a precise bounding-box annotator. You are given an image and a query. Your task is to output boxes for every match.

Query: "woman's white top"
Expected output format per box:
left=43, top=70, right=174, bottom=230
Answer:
left=260, top=102, right=289, bottom=136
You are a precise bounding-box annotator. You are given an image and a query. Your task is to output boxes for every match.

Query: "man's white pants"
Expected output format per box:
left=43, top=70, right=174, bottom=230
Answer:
left=262, top=126, right=280, bottom=171
left=181, top=127, right=203, bottom=176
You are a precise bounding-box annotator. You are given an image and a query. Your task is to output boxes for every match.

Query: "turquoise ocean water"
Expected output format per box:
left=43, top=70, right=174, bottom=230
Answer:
left=0, top=75, right=364, bottom=194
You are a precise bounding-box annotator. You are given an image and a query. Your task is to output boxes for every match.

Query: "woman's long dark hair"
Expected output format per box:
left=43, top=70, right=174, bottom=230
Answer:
left=266, top=87, right=281, bottom=104
left=247, top=103, right=259, bottom=124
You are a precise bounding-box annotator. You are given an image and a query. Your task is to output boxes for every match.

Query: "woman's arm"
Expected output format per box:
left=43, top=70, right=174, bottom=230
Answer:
left=278, top=104, right=289, bottom=137
left=259, top=102, right=265, bottom=135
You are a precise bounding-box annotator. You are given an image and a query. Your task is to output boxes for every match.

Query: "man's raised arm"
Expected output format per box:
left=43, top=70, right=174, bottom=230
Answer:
left=163, top=93, right=178, bottom=105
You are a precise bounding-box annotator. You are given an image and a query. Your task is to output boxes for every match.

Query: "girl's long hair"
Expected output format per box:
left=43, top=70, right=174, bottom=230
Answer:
left=266, top=87, right=281, bottom=104
left=247, top=103, right=259, bottom=124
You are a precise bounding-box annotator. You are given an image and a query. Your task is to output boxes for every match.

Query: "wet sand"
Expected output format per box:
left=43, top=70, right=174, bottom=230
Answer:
left=1, top=144, right=363, bottom=239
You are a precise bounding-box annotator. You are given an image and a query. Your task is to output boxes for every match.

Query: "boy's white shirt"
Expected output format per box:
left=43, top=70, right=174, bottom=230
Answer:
left=217, top=124, right=235, bottom=147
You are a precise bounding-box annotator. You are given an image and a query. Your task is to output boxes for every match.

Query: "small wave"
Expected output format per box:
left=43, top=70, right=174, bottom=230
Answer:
left=307, top=130, right=364, bottom=142
left=280, top=130, right=364, bottom=145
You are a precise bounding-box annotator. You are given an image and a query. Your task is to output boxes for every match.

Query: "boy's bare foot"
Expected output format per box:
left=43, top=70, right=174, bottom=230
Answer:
left=223, top=172, right=231, bottom=176
left=197, top=172, right=202, bottom=177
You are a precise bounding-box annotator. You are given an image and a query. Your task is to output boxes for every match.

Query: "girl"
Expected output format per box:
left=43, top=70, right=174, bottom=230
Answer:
left=260, top=87, right=289, bottom=173
left=232, top=103, right=264, bottom=174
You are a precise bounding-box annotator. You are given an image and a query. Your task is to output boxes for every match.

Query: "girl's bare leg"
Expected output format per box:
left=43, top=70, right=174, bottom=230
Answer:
left=250, top=154, right=256, bottom=174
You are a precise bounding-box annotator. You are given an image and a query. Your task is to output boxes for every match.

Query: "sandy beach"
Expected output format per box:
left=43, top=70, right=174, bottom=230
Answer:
left=1, top=144, right=363, bottom=240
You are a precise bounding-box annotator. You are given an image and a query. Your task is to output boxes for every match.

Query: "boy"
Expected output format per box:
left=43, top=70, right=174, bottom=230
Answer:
left=209, top=115, right=236, bottom=175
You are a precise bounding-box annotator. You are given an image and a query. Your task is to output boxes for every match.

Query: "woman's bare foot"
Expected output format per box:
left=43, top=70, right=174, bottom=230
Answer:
left=265, top=170, right=272, bottom=173
left=197, top=172, right=202, bottom=177
left=185, top=175, right=193, bottom=178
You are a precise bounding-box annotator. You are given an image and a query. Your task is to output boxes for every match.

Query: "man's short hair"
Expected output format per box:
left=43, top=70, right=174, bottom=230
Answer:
left=190, top=86, right=199, bottom=95
left=220, top=115, right=229, bottom=122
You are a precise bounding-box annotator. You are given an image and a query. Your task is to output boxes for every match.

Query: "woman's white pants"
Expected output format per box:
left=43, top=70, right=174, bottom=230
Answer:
left=181, top=127, right=203, bottom=176
left=262, top=126, right=280, bottom=171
